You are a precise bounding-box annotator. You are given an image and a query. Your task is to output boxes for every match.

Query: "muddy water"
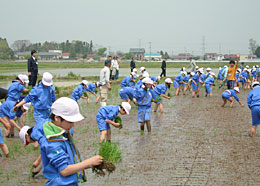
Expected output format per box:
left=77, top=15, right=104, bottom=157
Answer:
left=1, top=83, right=259, bottom=186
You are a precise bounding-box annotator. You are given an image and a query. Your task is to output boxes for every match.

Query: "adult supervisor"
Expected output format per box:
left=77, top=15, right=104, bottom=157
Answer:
left=223, top=54, right=239, bottom=89
left=27, top=50, right=39, bottom=86
left=130, top=57, right=136, bottom=72
left=99, top=60, right=111, bottom=106
left=160, top=58, right=167, bottom=77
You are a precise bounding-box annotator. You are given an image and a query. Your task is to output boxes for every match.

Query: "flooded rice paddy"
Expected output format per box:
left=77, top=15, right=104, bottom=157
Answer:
left=0, top=82, right=259, bottom=186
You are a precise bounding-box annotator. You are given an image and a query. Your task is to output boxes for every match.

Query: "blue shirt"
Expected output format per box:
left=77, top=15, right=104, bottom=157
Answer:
left=120, top=87, right=135, bottom=98
left=24, top=83, right=56, bottom=110
left=0, top=101, right=17, bottom=120
left=153, top=84, right=167, bottom=96
left=150, top=77, right=157, bottom=82
left=97, top=106, right=120, bottom=120
left=121, top=75, right=133, bottom=88
left=6, top=81, right=25, bottom=102
left=174, top=74, right=184, bottom=83
left=192, top=74, right=200, bottom=84
left=205, top=76, right=214, bottom=85
left=134, top=80, right=143, bottom=89
left=85, top=83, right=96, bottom=93
left=247, top=86, right=260, bottom=109
left=241, top=72, right=249, bottom=79
left=184, top=75, right=190, bottom=82
left=224, top=89, right=240, bottom=101
left=200, top=74, right=206, bottom=82
left=71, top=84, right=86, bottom=102
left=134, top=87, right=152, bottom=107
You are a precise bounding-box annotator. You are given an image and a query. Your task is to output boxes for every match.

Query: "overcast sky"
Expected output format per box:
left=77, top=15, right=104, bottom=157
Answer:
left=1, top=0, right=259, bottom=55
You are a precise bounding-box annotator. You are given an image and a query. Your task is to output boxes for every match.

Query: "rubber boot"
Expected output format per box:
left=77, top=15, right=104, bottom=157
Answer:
left=146, top=121, right=151, bottom=133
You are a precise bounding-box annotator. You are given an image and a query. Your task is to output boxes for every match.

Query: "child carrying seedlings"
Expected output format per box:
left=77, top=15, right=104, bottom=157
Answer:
left=174, top=71, right=188, bottom=96
left=0, top=128, right=9, bottom=157
left=96, top=102, right=131, bottom=143
left=152, top=78, right=173, bottom=113
left=247, top=81, right=260, bottom=137
left=119, top=87, right=135, bottom=103
left=192, top=69, right=203, bottom=98
left=133, top=77, right=153, bottom=134
left=221, top=87, right=244, bottom=108
left=71, top=80, right=89, bottom=103
left=121, top=72, right=136, bottom=88
left=21, top=97, right=104, bottom=186
left=203, top=72, right=215, bottom=97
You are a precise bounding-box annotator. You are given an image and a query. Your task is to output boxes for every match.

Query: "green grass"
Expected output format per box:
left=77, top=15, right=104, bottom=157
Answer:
left=99, top=141, right=122, bottom=165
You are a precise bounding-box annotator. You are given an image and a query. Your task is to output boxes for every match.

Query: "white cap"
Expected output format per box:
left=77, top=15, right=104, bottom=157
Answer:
left=18, top=74, right=29, bottom=84
left=210, top=72, right=216, bottom=76
left=246, top=65, right=249, bottom=68
left=256, top=65, right=259, bottom=68
left=165, top=78, right=173, bottom=84
left=133, top=68, right=137, bottom=73
left=181, top=71, right=187, bottom=76
left=224, top=65, right=228, bottom=68
left=140, top=67, right=145, bottom=72
left=142, top=77, right=153, bottom=84
left=42, top=72, right=53, bottom=86
left=121, top=102, right=131, bottom=115
left=23, top=103, right=31, bottom=111
left=206, top=68, right=212, bottom=71
left=243, top=68, right=248, bottom=72
left=234, top=87, right=239, bottom=92
left=142, top=71, right=149, bottom=78
left=237, top=69, right=241, bottom=73
left=198, top=68, right=204, bottom=74
left=51, top=97, right=84, bottom=122
left=195, top=66, right=199, bottom=69
left=182, top=67, right=186, bottom=71
left=219, top=67, right=221, bottom=70
left=252, top=81, right=260, bottom=87
left=131, top=72, right=136, bottom=77
left=190, top=72, right=195, bottom=76
left=157, top=76, right=161, bottom=81
left=19, top=126, right=30, bottom=145
left=82, top=80, right=89, bottom=86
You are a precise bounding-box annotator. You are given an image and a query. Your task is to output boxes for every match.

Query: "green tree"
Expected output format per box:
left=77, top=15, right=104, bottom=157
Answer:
left=97, top=48, right=107, bottom=56
left=124, top=52, right=133, bottom=60
left=255, top=46, right=260, bottom=58
left=89, top=40, right=93, bottom=54
left=0, top=38, right=13, bottom=59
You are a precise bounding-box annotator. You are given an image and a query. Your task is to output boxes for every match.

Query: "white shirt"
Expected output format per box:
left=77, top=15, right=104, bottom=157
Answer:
left=142, top=71, right=149, bottom=77
left=111, top=60, right=119, bottom=70
left=32, top=56, right=36, bottom=61
left=99, top=66, right=110, bottom=85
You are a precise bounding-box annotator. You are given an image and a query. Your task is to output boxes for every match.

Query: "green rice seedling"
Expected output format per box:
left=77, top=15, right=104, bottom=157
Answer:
left=167, top=92, right=172, bottom=97
left=213, top=130, right=217, bottom=137
left=114, top=116, right=122, bottom=129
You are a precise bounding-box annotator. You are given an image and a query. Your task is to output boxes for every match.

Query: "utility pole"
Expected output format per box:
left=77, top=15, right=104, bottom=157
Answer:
left=149, top=42, right=152, bottom=62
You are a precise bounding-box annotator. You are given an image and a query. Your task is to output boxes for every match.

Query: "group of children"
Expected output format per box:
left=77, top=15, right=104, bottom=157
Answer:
left=1, top=58, right=260, bottom=185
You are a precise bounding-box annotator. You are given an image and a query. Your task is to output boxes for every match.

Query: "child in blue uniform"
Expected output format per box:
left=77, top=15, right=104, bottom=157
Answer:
left=0, top=128, right=8, bottom=157
left=174, top=71, right=187, bottom=96
left=96, top=102, right=131, bottom=143
left=84, top=82, right=100, bottom=104
left=247, top=82, right=260, bottom=137
left=192, top=69, right=203, bottom=98
left=121, top=72, right=136, bottom=88
left=221, top=87, right=244, bottom=108
left=119, top=87, right=135, bottom=103
left=133, top=77, right=153, bottom=134
left=152, top=78, right=173, bottom=113
left=204, top=72, right=215, bottom=97
left=21, top=97, right=104, bottom=186
left=71, top=80, right=89, bottom=103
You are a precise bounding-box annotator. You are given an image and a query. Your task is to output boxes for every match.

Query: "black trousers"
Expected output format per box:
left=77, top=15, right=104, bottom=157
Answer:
left=160, top=68, right=166, bottom=77
left=0, top=88, right=8, bottom=100
left=29, top=74, right=38, bottom=86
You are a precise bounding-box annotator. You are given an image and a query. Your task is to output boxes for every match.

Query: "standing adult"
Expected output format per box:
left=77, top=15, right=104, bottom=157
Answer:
left=28, top=50, right=39, bottom=87
left=115, top=56, right=119, bottom=80
left=99, top=61, right=111, bottom=106
left=224, top=54, right=239, bottom=89
left=160, top=58, right=167, bottom=77
left=111, top=56, right=119, bottom=80
left=130, top=57, right=136, bottom=72
left=106, top=56, right=112, bottom=80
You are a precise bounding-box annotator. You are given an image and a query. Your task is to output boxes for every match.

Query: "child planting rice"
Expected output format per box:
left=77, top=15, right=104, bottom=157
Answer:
left=121, top=72, right=136, bottom=88
left=133, top=77, right=153, bottom=134
left=204, top=72, right=215, bottom=97
left=96, top=102, right=131, bottom=143
left=192, top=69, right=203, bottom=98
left=119, top=87, right=135, bottom=103
left=247, top=81, right=260, bottom=137
left=152, top=78, right=173, bottom=113
left=71, top=80, right=90, bottom=103
left=174, top=71, right=188, bottom=96
left=221, top=87, right=244, bottom=108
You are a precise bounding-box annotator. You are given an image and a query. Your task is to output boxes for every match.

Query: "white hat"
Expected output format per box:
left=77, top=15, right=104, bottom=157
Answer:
left=256, top=65, right=259, bottom=68
left=243, top=68, right=248, bottom=72
left=19, top=126, right=30, bottom=145
left=224, top=65, right=228, bottom=68
left=165, top=78, right=173, bottom=84
left=210, top=72, right=216, bottom=76
left=42, top=72, right=53, bottom=86
left=190, top=72, right=195, bottom=76
left=142, top=77, right=153, bottom=84
left=133, top=68, right=137, bottom=73
left=181, top=71, right=187, bottom=76
left=18, top=74, right=29, bottom=84
left=23, top=103, right=31, bottom=111
left=246, top=65, right=249, bottom=68
left=140, top=67, right=145, bottom=72
left=195, top=66, right=199, bottom=69
left=142, top=72, right=149, bottom=78
left=237, top=69, right=241, bottom=73
left=198, top=68, right=204, bottom=74
left=157, top=76, right=161, bottom=81
left=234, top=87, right=239, bottom=92
left=131, top=72, right=136, bottom=77
left=82, top=80, right=89, bottom=86
left=219, top=67, right=222, bottom=70
left=51, top=97, right=84, bottom=123
left=252, top=81, right=260, bottom=88
left=182, top=67, right=186, bottom=71
left=206, top=68, right=212, bottom=71
left=121, top=102, right=131, bottom=115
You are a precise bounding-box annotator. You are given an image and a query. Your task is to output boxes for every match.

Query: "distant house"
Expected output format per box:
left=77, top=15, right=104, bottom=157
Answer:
left=38, top=52, right=61, bottom=60
left=204, top=53, right=218, bottom=60
left=62, top=53, right=70, bottom=59
left=172, top=53, right=192, bottom=60
left=15, top=51, right=31, bottom=59
left=144, top=53, right=162, bottom=61
left=129, top=48, right=145, bottom=60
